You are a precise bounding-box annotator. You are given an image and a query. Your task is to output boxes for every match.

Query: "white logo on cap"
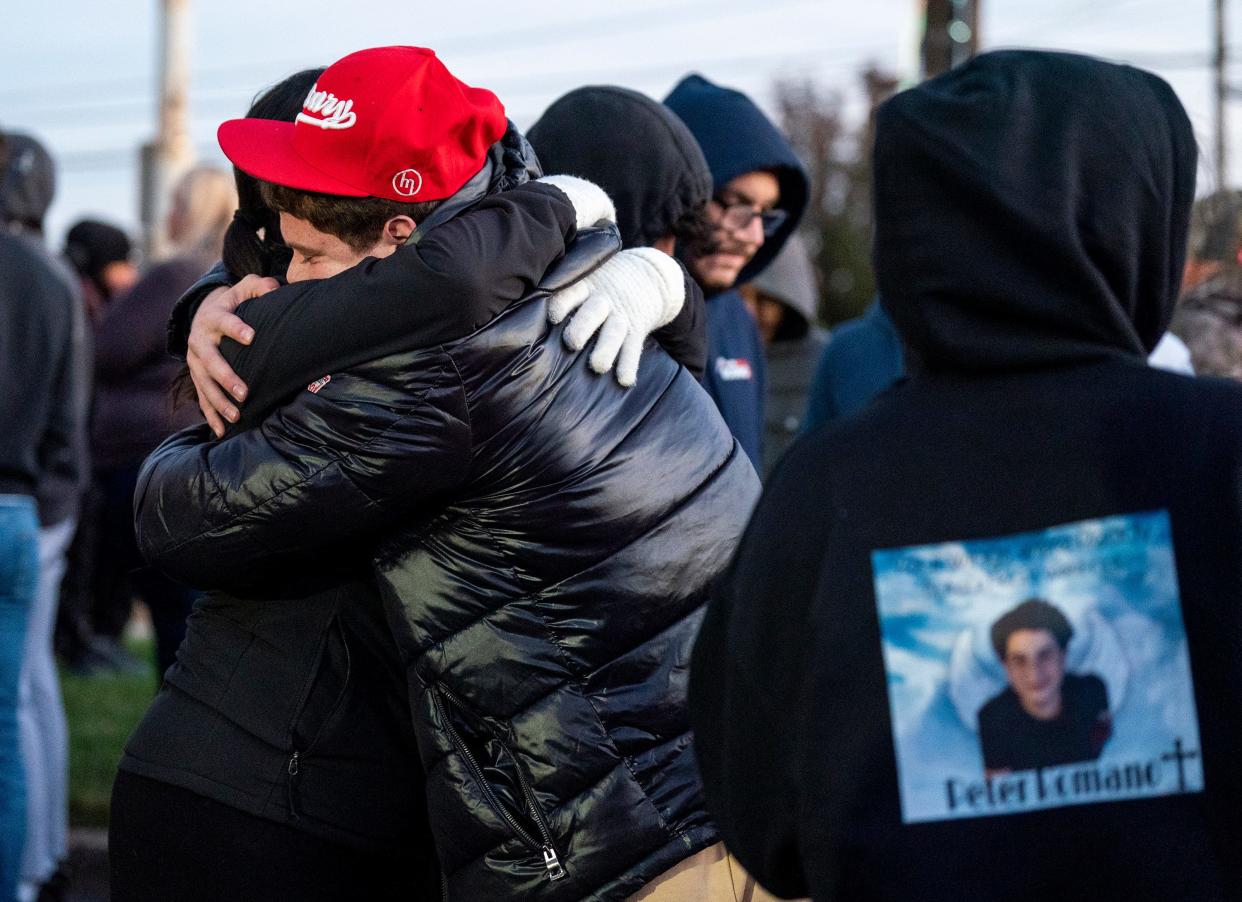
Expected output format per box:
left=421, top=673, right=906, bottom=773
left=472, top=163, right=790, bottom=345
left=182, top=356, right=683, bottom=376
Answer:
left=296, top=83, right=357, bottom=130
left=393, top=169, right=423, bottom=197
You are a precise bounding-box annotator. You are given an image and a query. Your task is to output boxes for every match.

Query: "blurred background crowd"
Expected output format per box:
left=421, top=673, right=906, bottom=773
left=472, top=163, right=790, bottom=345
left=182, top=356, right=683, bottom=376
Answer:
left=5, top=1, right=1242, bottom=900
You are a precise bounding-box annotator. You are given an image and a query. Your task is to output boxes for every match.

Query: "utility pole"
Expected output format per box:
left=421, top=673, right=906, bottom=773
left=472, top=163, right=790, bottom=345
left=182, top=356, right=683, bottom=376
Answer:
left=922, top=0, right=980, bottom=80
left=1215, top=0, right=1228, bottom=189
left=140, top=0, right=194, bottom=260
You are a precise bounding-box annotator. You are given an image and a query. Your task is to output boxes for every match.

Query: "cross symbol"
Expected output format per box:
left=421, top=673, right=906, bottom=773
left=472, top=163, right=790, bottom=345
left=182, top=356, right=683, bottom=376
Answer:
left=1161, top=737, right=1200, bottom=793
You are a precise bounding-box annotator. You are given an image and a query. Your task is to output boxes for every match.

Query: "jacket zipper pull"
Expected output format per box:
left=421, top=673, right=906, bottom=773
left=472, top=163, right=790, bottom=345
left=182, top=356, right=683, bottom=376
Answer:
left=286, top=750, right=301, bottom=820
left=542, top=846, right=566, bottom=881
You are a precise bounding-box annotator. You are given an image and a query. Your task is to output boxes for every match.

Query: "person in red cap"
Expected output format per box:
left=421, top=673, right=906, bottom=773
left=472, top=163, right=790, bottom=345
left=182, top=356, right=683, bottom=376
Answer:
left=175, top=48, right=707, bottom=436
left=118, top=47, right=758, bottom=902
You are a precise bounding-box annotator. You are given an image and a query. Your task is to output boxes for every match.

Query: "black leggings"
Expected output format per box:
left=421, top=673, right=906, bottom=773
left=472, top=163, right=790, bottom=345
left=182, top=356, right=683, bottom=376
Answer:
left=109, top=770, right=430, bottom=902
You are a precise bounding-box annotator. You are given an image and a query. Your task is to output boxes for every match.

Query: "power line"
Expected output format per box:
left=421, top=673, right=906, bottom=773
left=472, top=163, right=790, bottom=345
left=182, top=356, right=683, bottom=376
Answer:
left=1, top=0, right=826, bottom=105
left=16, top=42, right=885, bottom=126
left=991, top=0, right=1174, bottom=43
left=51, top=40, right=876, bottom=173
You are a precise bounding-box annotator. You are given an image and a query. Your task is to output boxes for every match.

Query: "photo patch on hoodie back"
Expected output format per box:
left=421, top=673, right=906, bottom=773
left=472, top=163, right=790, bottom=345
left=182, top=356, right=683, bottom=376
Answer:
left=872, top=510, right=1203, bottom=824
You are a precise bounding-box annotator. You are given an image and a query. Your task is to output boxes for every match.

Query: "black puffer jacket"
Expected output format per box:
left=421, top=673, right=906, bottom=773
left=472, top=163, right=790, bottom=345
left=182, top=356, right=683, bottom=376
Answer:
left=135, top=234, right=760, bottom=899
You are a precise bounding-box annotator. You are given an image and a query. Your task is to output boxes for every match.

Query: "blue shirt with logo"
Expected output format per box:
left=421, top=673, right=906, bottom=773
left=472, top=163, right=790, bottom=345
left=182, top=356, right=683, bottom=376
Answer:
left=703, top=288, right=766, bottom=469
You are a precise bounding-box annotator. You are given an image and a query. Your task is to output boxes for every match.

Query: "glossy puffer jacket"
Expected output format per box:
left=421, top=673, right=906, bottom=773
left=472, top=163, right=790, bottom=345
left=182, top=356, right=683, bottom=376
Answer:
left=135, top=225, right=761, bottom=900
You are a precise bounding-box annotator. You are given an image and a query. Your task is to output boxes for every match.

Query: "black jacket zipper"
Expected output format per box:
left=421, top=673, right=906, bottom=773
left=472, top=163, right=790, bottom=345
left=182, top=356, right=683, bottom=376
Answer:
left=432, top=685, right=566, bottom=882
left=285, top=610, right=353, bottom=823
left=286, top=749, right=301, bottom=820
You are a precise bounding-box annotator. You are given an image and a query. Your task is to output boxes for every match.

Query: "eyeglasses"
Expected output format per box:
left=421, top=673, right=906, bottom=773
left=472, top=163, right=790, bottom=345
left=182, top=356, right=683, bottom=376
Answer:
left=711, top=196, right=788, bottom=237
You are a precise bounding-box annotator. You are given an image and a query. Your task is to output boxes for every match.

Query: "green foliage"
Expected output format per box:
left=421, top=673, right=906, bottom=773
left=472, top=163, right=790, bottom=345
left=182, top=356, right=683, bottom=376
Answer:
left=61, top=640, right=156, bottom=827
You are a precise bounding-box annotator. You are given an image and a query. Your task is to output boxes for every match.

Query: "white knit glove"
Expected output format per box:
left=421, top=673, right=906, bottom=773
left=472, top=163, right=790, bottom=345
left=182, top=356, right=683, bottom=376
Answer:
left=548, top=248, right=685, bottom=387
left=537, top=174, right=617, bottom=229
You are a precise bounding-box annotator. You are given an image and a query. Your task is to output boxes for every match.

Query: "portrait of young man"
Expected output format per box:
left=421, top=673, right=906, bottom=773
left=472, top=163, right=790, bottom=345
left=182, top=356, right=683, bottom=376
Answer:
left=978, top=599, right=1112, bottom=775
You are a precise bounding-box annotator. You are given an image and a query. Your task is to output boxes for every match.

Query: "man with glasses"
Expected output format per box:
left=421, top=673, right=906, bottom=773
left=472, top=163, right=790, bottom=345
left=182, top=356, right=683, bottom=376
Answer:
left=665, top=74, right=808, bottom=469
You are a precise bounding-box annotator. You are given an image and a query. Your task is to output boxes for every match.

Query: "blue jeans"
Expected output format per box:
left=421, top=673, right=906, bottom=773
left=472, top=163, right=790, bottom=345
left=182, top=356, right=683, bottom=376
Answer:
left=0, top=496, right=38, bottom=902
left=19, top=517, right=73, bottom=885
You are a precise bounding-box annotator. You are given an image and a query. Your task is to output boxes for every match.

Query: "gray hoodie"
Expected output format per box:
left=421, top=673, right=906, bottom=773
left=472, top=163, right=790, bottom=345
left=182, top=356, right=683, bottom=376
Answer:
left=748, top=233, right=827, bottom=476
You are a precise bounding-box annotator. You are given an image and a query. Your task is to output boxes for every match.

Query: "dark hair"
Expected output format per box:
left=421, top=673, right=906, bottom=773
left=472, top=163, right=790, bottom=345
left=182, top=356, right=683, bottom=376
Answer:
left=175, top=67, right=327, bottom=411
left=990, top=599, right=1073, bottom=660
left=64, top=219, right=133, bottom=289
left=0, top=131, right=8, bottom=173
left=259, top=181, right=440, bottom=253
left=669, top=203, right=717, bottom=258
left=220, top=67, right=327, bottom=279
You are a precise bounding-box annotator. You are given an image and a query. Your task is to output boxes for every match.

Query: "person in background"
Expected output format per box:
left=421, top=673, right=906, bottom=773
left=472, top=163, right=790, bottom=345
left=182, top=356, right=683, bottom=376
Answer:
left=1180, top=188, right=1242, bottom=293
left=527, top=84, right=712, bottom=382
left=62, top=220, right=137, bottom=325
left=1158, top=189, right=1242, bottom=380
left=0, top=130, right=86, bottom=902
left=56, top=220, right=137, bottom=677
left=664, top=74, right=808, bottom=470
left=89, top=166, right=233, bottom=679
left=801, top=298, right=903, bottom=431
left=1170, top=269, right=1242, bottom=380
left=736, top=233, right=827, bottom=476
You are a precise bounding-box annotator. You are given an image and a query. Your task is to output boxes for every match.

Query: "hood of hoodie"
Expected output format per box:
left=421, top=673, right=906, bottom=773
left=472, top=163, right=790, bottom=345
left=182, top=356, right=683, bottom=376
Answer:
left=749, top=231, right=819, bottom=340
left=1, top=132, right=56, bottom=232
left=528, top=85, right=712, bottom=250
left=664, top=74, right=808, bottom=284
left=874, top=50, right=1195, bottom=374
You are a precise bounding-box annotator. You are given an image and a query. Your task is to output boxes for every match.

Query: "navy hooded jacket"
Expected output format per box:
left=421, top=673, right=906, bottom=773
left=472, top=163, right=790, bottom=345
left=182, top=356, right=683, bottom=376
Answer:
left=803, top=298, right=904, bottom=431
left=665, top=75, right=808, bottom=470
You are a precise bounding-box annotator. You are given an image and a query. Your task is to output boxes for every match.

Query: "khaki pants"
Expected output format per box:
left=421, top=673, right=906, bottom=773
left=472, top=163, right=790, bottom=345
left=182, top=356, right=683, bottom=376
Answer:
left=626, top=841, right=797, bottom=902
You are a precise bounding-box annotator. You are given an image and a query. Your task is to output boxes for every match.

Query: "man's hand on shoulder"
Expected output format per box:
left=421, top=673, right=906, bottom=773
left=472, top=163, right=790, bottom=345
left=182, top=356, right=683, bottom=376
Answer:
left=532, top=176, right=690, bottom=386
left=187, top=274, right=277, bottom=436
left=536, top=174, right=617, bottom=231
left=548, top=248, right=685, bottom=388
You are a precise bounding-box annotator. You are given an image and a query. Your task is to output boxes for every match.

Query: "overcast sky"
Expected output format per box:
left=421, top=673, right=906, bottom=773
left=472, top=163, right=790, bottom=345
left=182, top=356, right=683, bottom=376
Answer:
left=2, top=0, right=1236, bottom=246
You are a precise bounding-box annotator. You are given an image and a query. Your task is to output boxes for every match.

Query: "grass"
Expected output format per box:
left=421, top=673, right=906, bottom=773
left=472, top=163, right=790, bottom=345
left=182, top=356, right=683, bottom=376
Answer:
left=60, top=639, right=158, bottom=829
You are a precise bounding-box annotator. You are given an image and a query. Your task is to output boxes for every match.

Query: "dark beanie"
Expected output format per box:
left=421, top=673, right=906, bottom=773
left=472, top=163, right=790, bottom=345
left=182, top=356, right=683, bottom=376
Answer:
left=0, top=131, right=56, bottom=232
left=528, top=85, right=712, bottom=249
left=64, top=219, right=132, bottom=284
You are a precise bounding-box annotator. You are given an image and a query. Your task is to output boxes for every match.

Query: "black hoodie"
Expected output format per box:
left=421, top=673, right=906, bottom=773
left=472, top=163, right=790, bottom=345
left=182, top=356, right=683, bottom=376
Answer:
left=874, top=51, right=1193, bottom=373
left=528, top=86, right=711, bottom=376
left=528, top=85, right=712, bottom=252
left=691, top=51, right=1242, bottom=902
left=0, top=131, right=89, bottom=526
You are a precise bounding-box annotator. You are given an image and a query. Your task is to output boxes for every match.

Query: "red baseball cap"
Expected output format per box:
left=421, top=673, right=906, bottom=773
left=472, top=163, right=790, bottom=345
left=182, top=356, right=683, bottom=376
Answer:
left=218, top=46, right=507, bottom=203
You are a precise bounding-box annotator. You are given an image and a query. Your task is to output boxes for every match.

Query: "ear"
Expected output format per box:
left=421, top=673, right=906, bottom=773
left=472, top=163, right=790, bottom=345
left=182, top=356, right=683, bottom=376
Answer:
left=651, top=234, right=676, bottom=257
left=382, top=215, right=417, bottom=247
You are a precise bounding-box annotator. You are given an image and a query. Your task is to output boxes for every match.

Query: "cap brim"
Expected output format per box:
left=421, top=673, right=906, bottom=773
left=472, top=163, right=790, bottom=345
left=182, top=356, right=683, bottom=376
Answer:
left=217, top=118, right=368, bottom=197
